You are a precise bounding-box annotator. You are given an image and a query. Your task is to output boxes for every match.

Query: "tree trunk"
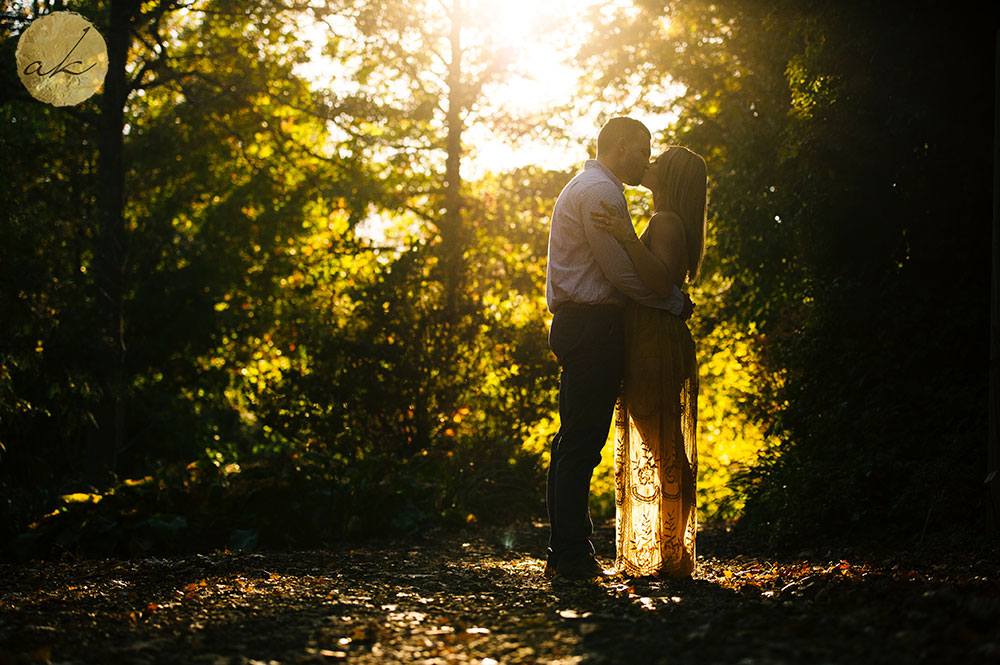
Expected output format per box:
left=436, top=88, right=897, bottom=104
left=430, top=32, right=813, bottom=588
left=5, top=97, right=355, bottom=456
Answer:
left=92, top=0, right=134, bottom=479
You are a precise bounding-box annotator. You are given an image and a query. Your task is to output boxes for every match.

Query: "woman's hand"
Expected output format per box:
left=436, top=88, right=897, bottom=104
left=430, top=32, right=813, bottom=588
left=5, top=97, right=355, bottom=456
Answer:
left=591, top=200, right=637, bottom=244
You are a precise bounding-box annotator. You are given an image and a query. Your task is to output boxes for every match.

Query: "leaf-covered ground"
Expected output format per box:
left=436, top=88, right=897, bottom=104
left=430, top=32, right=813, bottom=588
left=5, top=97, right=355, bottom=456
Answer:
left=1, top=521, right=998, bottom=665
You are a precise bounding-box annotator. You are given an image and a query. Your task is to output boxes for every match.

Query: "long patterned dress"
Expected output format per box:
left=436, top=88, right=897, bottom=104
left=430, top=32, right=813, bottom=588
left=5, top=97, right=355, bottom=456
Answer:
left=614, top=299, right=698, bottom=577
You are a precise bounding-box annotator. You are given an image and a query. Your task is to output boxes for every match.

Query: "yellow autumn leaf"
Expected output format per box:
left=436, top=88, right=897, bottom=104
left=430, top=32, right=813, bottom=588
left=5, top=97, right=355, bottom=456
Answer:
left=61, top=493, right=102, bottom=504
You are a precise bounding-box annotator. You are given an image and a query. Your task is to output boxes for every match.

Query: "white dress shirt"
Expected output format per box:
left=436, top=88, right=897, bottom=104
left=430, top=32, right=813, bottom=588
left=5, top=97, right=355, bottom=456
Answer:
left=545, top=160, right=687, bottom=315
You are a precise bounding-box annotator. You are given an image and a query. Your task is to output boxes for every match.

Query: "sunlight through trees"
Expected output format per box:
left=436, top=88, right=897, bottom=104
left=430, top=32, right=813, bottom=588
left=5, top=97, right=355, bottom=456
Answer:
left=1, top=0, right=994, bottom=557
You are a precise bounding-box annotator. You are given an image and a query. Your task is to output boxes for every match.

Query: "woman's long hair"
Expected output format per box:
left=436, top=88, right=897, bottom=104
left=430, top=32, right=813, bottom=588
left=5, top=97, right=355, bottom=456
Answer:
left=654, top=146, right=707, bottom=282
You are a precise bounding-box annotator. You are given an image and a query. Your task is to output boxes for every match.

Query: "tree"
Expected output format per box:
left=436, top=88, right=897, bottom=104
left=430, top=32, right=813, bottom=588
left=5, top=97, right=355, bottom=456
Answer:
left=310, top=0, right=560, bottom=315
left=577, top=0, right=997, bottom=543
left=0, top=0, right=381, bottom=480
left=2, top=0, right=567, bottom=546
left=271, top=0, right=564, bottom=452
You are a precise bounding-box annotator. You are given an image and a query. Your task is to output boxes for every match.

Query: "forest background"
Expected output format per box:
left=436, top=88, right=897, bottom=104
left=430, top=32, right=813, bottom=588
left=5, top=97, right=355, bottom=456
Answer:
left=0, top=0, right=996, bottom=560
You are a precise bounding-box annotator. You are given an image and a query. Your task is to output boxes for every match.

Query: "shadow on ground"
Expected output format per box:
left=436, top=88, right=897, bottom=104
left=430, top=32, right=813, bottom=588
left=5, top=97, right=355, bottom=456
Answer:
left=1, top=521, right=998, bottom=664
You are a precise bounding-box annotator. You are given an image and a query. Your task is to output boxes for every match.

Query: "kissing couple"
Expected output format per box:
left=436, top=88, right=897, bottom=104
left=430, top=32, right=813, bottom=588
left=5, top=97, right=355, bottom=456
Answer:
left=544, top=117, right=707, bottom=580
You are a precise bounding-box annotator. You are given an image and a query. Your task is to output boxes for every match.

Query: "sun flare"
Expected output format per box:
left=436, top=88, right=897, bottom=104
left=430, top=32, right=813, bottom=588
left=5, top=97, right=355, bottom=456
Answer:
left=467, top=0, right=552, bottom=48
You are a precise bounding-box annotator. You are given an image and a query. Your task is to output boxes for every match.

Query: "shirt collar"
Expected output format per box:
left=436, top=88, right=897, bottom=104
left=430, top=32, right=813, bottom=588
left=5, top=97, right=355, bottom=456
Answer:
left=585, top=159, right=624, bottom=191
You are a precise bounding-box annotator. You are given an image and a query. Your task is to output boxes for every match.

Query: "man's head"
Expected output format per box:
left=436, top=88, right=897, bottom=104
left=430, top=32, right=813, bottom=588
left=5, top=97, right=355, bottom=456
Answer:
left=596, top=117, right=652, bottom=187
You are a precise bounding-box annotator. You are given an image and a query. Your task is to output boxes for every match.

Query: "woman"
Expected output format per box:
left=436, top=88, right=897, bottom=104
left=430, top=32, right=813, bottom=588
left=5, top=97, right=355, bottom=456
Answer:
left=592, top=145, right=707, bottom=578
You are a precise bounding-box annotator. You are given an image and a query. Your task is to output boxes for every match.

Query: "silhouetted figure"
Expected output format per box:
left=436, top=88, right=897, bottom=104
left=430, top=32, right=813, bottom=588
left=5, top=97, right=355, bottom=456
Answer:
left=543, top=118, right=692, bottom=580
left=594, top=146, right=707, bottom=578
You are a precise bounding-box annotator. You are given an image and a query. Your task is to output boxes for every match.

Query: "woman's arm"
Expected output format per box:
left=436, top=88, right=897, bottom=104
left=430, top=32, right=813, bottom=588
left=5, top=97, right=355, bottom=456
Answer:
left=591, top=201, right=680, bottom=296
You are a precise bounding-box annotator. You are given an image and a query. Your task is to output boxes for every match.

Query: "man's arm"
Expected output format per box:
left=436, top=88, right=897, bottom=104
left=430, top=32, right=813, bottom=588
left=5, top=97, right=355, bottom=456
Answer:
left=592, top=200, right=677, bottom=297
left=580, top=183, right=687, bottom=315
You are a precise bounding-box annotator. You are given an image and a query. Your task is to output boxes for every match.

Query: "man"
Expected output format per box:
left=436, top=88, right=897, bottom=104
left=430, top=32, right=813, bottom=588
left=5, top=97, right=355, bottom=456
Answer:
left=544, top=117, right=690, bottom=579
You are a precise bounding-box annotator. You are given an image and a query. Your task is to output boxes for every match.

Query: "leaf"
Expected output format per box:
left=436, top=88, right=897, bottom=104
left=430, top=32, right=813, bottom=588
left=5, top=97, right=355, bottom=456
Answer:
left=558, top=610, right=591, bottom=619
left=61, top=493, right=101, bottom=504
left=182, top=579, right=208, bottom=593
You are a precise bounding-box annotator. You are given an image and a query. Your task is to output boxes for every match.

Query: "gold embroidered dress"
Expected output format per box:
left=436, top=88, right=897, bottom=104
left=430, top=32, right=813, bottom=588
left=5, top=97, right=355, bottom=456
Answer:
left=614, top=298, right=698, bottom=577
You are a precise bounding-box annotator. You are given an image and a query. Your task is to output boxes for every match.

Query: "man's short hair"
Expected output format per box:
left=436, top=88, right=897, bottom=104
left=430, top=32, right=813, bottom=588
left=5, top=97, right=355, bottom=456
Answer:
left=597, top=117, right=651, bottom=156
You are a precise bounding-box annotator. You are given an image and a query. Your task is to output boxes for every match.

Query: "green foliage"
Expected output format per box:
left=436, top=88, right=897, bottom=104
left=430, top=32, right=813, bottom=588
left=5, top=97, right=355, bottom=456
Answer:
left=694, top=319, right=769, bottom=521
left=580, top=0, right=994, bottom=545
left=7, top=0, right=991, bottom=560
left=1, top=0, right=566, bottom=560
left=5, top=427, right=547, bottom=560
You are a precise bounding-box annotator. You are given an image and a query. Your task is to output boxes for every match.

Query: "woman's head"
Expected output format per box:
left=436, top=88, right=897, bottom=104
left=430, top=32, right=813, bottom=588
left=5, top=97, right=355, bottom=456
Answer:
left=643, top=146, right=708, bottom=281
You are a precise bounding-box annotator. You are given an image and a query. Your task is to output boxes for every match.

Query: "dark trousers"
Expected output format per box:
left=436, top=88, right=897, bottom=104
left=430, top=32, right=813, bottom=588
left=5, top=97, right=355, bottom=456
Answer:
left=546, top=304, right=625, bottom=563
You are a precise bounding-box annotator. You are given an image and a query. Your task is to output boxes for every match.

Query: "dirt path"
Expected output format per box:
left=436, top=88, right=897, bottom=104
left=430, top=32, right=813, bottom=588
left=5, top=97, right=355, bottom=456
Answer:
left=1, top=521, right=998, bottom=664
